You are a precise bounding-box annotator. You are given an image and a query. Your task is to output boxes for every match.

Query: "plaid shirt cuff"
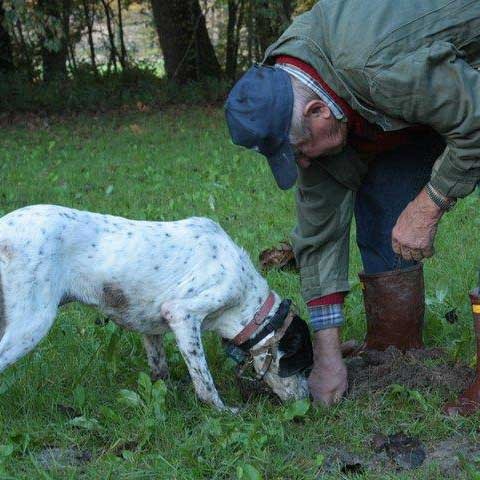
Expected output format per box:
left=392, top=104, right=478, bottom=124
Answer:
left=308, top=304, right=344, bottom=331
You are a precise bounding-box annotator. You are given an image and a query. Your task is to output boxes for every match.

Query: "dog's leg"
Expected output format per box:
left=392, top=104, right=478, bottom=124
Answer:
left=161, top=293, right=238, bottom=411
left=0, top=243, right=61, bottom=373
left=0, top=304, right=57, bottom=373
left=142, top=334, right=169, bottom=381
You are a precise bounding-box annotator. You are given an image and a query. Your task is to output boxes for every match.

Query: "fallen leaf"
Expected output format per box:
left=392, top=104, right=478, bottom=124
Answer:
left=259, top=241, right=297, bottom=271
left=136, top=101, right=150, bottom=112
left=129, top=123, right=143, bottom=134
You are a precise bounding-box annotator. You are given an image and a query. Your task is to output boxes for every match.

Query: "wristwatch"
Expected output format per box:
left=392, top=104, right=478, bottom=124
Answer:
left=425, top=182, right=457, bottom=211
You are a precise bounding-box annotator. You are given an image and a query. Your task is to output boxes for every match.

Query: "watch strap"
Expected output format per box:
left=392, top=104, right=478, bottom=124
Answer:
left=425, top=182, right=456, bottom=211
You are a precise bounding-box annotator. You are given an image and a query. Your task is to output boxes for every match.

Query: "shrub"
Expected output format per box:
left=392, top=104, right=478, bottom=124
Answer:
left=0, top=63, right=231, bottom=114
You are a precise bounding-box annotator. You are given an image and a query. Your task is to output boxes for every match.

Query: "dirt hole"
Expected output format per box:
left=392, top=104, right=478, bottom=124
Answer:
left=347, top=346, right=475, bottom=398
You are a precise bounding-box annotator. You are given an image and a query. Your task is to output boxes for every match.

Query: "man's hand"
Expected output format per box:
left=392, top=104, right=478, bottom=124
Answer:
left=308, top=328, right=348, bottom=405
left=392, top=187, right=444, bottom=261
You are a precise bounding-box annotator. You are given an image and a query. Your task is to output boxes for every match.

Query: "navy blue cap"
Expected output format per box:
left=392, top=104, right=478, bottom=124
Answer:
left=225, top=65, right=297, bottom=190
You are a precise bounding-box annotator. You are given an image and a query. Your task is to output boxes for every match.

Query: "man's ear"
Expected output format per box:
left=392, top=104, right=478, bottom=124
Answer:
left=303, top=99, right=332, bottom=120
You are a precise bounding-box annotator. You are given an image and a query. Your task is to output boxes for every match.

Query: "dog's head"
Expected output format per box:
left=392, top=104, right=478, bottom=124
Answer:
left=251, top=314, right=312, bottom=401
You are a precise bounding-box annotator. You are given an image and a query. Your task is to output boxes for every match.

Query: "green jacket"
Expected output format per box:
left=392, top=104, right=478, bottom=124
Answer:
left=263, top=0, right=480, bottom=300
left=266, top=0, right=480, bottom=197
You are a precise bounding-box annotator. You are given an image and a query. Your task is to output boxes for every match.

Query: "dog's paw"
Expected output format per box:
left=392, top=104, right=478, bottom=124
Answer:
left=223, top=405, right=240, bottom=414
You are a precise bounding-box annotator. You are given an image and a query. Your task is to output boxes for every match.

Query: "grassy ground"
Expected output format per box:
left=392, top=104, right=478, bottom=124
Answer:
left=1, top=108, right=480, bottom=479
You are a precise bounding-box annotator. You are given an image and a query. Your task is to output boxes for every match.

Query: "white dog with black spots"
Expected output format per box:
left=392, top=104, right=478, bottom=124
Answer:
left=0, top=205, right=311, bottom=411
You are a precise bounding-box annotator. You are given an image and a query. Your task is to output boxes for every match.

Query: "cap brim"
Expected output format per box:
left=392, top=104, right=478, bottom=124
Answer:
left=267, top=142, right=298, bottom=190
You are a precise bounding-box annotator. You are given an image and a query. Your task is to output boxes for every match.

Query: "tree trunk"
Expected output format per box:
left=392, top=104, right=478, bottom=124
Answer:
left=281, top=0, right=294, bottom=23
left=225, top=0, right=245, bottom=82
left=38, top=0, right=69, bottom=81
left=254, top=0, right=293, bottom=57
left=81, top=0, right=97, bottom=74
left=116, top=0, right=127, bottom=69
left=233, top=0, right=245, bottom=75
left=254, top=1, right=277, bottom=55
left=0, top=0, right=13, bottom=73
left=246, top=0, right=253, bottom=64
left=150, top=0, right=221, bottom=83
left=14, top=18, right=34, bottom=80
left=101, top=0, right=118, bottom=72
left=225, top=0, right=238, bottom=81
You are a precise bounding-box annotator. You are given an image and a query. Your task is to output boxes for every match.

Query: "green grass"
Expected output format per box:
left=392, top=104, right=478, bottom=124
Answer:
left=1, top=108, right=480, bottom=479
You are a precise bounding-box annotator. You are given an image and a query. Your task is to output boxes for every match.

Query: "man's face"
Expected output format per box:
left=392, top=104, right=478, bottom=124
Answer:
left=293, top=101, right=348, bottom=168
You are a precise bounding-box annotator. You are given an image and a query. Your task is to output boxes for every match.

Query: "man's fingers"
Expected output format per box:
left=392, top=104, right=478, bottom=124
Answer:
left=399, top=246, right=414, bottom=262
left=421, top=246, right=435, bottom=258
left=340, top=339, right=359, bottom=357
left=410, top=249, right=424, bottom=262
left=392, top=237, right=401, bottom=254
left=398, top=245, right=426, bottom=262
left=400, top=246, right=434, bottom=261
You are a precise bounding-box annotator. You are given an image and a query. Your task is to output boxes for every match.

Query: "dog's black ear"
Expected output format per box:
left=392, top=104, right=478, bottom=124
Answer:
left=278, top=315, right=313, bottom=378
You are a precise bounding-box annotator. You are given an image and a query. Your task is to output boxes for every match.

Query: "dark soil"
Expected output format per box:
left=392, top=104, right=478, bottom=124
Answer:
left=236, top=374, right=281, bottom=404
left=237, top=346, right=475, bottom=403
left=347, top=346, right=475, bottom=398
left=317, top=433, right=480, bottom=477
left=236, top=348, right=478, bottom=477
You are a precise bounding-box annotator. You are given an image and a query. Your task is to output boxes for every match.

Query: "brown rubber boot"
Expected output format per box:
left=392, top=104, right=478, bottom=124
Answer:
left=358, top=264, right=425, bottom=351
left=444, top=289, right=480, bottom=416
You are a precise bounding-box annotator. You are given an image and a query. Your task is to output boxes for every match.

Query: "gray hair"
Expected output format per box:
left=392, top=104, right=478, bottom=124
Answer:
left=288, top=74, right=319, bottom=145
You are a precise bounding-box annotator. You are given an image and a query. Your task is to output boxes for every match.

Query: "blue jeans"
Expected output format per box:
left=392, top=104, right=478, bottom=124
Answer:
left=354, top=133, right=445, bottom=274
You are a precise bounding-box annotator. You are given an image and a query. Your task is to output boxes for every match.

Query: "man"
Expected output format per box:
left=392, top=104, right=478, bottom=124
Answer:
left=225, top=0, right=480, bottom=405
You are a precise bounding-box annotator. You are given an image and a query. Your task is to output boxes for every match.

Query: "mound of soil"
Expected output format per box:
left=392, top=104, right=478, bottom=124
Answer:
left=347, top=346, right=475, bottom=398
left=235, top=346, right=475, bottom=405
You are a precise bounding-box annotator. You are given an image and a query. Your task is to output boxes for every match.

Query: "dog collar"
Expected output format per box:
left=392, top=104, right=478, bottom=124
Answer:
left=232, top=291, right=276, bottom=346
left=225, top=298, right=293, bottom=367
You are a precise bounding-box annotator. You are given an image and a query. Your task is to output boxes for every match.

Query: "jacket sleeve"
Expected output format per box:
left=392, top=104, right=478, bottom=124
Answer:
left=291, top=160, right=354, bottom=303
left=368, top=42, right=480, bottom=198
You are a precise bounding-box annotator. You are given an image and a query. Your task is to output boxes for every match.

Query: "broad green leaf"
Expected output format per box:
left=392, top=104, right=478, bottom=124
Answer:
left=138, top=372, right=153, bottom=403
left=122, top=450, right=135, bottom=462
left=105, top=330, right=122, bottom=364
left=118, top=389, right=143, bottom=408
left=283, top=398, right=310, bottom=420
left=151, top=379, right=167, bottom=420
left=238, top=463, right=263, bottom=480
left=99, top=405, right=122, bottom=424
left=68, top=416, right=101, bottom=431
left=0, top=444, right=14, bottom=459
left=73, top=385, right=86, bottom=409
